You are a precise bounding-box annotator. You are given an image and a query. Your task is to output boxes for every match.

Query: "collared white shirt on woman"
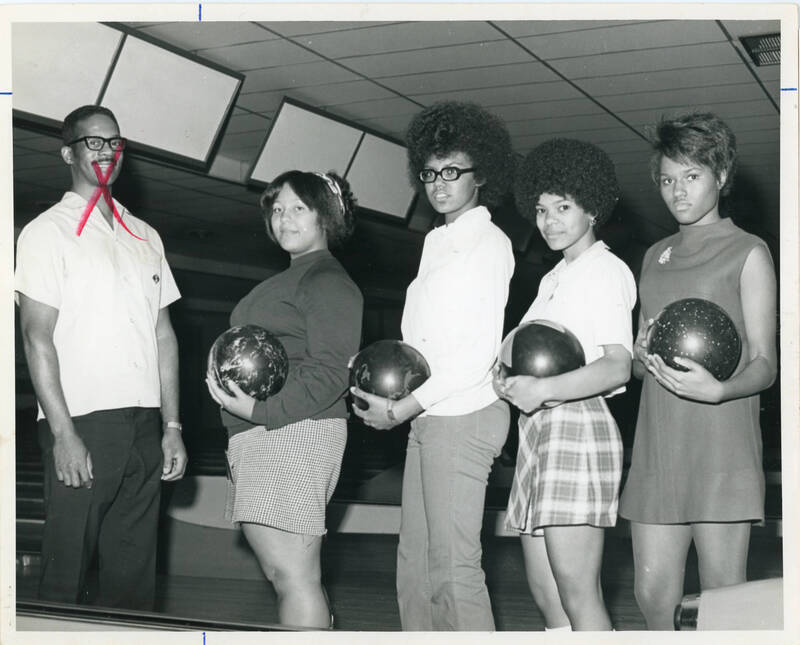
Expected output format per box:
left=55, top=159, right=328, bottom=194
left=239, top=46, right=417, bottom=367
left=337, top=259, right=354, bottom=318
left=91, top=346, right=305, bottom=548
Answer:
left=402, top=205, right=515, bottom=417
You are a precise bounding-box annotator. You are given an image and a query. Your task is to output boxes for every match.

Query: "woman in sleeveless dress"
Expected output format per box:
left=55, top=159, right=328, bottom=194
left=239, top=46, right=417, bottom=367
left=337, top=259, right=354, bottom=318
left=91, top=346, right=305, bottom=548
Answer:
left=618, top=113, right=778, bottom=629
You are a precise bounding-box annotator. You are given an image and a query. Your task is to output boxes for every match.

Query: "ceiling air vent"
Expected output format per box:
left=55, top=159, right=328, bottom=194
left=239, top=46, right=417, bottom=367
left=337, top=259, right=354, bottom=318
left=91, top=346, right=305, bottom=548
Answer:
left=740, top=33, right=780, bottom=66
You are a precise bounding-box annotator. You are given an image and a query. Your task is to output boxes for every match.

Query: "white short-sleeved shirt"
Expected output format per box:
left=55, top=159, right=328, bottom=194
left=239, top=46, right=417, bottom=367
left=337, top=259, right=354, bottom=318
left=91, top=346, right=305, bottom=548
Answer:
left=520, top=241, right=636, bottom=396
left=15, top=192, right=181, bottom=419
left=401, top=206, right=515, bottom=416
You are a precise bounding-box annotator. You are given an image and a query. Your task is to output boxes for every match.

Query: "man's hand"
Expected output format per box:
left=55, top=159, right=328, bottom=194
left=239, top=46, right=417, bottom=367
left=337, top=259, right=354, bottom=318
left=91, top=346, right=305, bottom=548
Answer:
left=53, top=432, right=93, bottom=488
left=161, top=428, right=188, bottom=481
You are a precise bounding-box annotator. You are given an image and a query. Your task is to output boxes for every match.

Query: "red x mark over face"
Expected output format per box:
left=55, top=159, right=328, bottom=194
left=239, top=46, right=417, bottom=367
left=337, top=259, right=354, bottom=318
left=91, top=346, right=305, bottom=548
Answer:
left=75, top=149, right=145, bottom=240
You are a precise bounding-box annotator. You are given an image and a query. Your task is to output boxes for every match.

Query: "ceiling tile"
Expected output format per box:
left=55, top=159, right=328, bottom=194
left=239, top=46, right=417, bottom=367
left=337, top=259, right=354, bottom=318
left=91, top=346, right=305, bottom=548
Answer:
left=490, top=98, right=603, bottom=124
left=327, top=97, right=420, bottom=127
left=575, top=64, right=754, bottom=96
left=136, top=21, right=276, bottom=53
left=719, top=115, right=781, bottom=134
left=258, top=22, right=404, bottom=37
left=339, top=41, right=532, bottom=77
left=721, top=20, right=781, bottom=39
left=380, top=61, right=560, bottom=95
left=619, top=100, right=777, bottom=127
left=240, top=61, right=361, bottom=94
left=306, top=80, right=401, bottom=107
left=195, top=39, right=320, bottom=72
left=356, top=114, right=419, bottom=138
left=412, top=79, right=584, bottom=107
left=753, top=66, right=779, bottom=82
left=507, top=113, right=622, bottom=137
left=735, top=128, right=779, bottom=144
left=518, top=21, right=727, bottom=60
left=493, top=20, right=651, bottom=38
left=551, top=42, right=741, bottom=78
left=601, top=83, right=768, bottom=112
left=285, top=21, right=502, bottom=59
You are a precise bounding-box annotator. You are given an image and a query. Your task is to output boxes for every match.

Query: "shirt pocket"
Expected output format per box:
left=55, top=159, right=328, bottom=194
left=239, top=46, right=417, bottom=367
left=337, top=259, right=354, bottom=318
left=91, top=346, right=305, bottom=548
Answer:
left=131, top=246, right=164, bottom=319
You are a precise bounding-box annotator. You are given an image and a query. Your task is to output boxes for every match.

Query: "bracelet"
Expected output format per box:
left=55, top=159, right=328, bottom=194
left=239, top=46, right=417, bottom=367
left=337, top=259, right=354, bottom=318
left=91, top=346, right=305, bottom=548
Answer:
left=164, top=421, right=183, bottom=432
left=386, top=400, right=397, bottom=423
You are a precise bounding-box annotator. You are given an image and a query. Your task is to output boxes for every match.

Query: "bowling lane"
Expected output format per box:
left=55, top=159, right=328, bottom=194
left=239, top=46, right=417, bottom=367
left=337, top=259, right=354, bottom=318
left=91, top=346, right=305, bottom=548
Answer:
left=18, top=530, right=783, bottom=631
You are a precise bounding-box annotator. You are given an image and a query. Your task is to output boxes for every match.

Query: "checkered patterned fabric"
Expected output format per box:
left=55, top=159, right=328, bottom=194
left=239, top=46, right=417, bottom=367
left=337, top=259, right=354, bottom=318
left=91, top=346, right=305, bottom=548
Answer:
left=506, top=397, right=622, bottom=535
left=225, top=418, right=346, bottom=535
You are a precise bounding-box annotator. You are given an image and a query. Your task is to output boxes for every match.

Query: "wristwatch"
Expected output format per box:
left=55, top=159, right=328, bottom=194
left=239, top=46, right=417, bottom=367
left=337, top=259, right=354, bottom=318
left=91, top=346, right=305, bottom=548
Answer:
left=386, top=401, right=397, bottom=423
left=164, top=421, right=183, bottom=432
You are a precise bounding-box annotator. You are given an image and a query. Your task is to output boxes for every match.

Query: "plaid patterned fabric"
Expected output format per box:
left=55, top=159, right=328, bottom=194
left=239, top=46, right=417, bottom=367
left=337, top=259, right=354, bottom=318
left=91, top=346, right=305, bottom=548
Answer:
left=225, top=418, right=346, bottom=535
left=506, top=397, right=622, bottom=535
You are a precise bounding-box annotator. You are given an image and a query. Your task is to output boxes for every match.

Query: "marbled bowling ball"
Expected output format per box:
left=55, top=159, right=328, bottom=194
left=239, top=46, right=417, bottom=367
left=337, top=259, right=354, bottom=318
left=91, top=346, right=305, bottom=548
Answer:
left=499, top=320, right=586, bottom=378
left=208, top=325, right=289, bottom=400
left=350, top=340, right=431, bottom=410
left=647, top=298, right=741, bottom=381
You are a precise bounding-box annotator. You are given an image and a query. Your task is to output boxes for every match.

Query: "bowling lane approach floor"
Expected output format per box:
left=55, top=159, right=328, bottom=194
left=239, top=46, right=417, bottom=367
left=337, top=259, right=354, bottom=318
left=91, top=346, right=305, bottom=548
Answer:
left=17, top=532, right=783, bottom=631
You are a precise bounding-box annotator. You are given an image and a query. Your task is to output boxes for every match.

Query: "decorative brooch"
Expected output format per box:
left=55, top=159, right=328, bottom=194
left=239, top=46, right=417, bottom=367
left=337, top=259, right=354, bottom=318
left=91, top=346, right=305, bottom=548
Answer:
left=658, top=246, right=673, bottom=265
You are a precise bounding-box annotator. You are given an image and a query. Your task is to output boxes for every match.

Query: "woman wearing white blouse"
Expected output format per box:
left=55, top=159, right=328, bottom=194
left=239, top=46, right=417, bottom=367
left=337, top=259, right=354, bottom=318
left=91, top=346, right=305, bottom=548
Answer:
left=496, top=139, right=635, bottom=631
left=352, top=101, right=515, bottom=631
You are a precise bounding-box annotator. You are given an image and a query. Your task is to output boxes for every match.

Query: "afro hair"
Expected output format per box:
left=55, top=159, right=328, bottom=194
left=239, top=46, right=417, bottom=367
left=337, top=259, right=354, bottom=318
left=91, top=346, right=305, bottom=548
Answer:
left=405, top=101, right=515, bottom=209
left=514, top=138, right=620, bottom=227
left=648, top=112, right=737, bottom=197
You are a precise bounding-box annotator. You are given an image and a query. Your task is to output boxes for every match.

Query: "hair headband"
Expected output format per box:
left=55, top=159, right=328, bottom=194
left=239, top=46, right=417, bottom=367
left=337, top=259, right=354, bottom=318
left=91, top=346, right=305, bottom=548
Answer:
left=313, top=172, right=345, bottom=215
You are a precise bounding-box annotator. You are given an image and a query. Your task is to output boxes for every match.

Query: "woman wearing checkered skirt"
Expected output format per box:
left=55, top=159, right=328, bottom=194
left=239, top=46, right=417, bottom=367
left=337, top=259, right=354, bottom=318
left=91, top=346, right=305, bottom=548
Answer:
left=495, top=139, right=635, bottom=631
left=206, top=170, right=363, bottom=629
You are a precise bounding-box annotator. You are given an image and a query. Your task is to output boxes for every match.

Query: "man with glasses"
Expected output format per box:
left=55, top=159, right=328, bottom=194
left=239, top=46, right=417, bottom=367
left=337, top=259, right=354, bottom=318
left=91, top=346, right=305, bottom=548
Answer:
left=15, top=104, right=187, bottom=609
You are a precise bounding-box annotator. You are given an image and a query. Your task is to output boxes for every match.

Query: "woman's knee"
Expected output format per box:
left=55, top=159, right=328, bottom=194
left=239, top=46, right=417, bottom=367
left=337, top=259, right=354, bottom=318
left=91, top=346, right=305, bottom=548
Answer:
left=553, top=569, right=599, bottom=609
left=633, top=569, right=681, bottom=614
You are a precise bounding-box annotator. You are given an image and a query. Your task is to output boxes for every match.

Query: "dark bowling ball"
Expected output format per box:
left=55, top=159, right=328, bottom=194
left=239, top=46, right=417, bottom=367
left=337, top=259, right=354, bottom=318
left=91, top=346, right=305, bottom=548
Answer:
left=349, top=340, right=431, bottom=410
left=647, top=298, right=741, bottom=381
left=499, top=320, right=586, bottom=378
left=208, top=324, right=289, bottom=400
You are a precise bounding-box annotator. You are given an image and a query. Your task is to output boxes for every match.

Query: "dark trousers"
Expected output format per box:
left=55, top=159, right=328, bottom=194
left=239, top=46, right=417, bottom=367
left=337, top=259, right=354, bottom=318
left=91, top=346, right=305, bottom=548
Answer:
left=38, top=407, right=163, bottom=610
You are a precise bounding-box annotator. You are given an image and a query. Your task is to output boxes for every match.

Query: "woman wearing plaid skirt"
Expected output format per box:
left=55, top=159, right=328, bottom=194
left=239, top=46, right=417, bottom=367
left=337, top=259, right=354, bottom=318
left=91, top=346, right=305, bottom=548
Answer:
left=207, top=170, right=363, bottom=629
left=495, top=139, right=636, bottom=630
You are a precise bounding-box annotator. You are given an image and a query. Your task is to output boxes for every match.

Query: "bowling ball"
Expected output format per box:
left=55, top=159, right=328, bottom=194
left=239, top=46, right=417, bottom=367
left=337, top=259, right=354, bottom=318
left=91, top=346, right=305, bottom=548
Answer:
left=349, top=340, right=431, bottom=409
left=499, top=320, right=586, bottom=378
left=208, top=324, right=289, bottom=400
left=646, top=298, right=741, bottom=381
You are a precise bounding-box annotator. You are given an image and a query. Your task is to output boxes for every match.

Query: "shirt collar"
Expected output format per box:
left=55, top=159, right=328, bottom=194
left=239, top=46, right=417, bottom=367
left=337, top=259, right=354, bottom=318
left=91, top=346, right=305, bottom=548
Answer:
left=430, top=205, right=491, bottom=249
left=61, top=190, right=125, bottom=218
left=552, top=240, right=609, bottom=275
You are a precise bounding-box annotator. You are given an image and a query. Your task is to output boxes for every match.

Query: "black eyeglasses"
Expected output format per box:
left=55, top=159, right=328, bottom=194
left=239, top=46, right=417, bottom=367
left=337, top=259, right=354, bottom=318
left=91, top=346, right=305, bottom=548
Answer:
left=67, top=136, right=127, bottom=152
left=418, top=166, right=476, bottom=183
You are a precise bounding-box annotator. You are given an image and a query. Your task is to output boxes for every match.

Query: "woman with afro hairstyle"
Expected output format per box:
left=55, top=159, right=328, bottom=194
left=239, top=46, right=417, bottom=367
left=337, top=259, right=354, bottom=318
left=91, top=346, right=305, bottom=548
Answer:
left=495, top=138, right=636, bottom=630
left=352, top=101, right=515, bottom=630
left=619, top=113, right=777, bottom=629
left=206, top=170, right=363, bottom=629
